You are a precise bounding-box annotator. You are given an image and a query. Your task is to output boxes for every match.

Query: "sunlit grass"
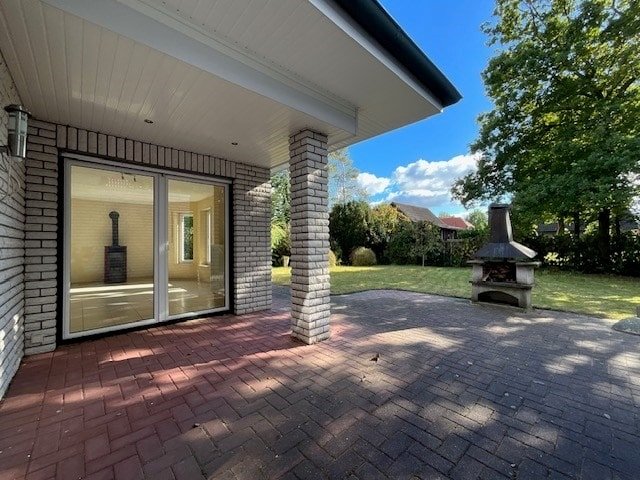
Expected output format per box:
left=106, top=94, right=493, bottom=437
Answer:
left=272, top=265, right=640, bottom=320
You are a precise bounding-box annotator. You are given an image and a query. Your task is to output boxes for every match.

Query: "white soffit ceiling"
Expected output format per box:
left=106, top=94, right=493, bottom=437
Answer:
left=0, top=0, right=444, bottom=169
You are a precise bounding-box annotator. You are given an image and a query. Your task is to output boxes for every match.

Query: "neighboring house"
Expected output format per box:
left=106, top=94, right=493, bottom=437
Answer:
left=537, top=222, right=585, bottom=236
left=440, top=216, right=475, bottom=231
left=0, top=0, right=460, bottom=398
left=391, top=203, right=472, bottom=240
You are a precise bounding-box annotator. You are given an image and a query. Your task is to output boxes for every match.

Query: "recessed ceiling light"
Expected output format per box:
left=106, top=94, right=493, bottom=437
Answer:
left=231, top=142, right=238, bottom=146
left=144, top=119, right=154, bottom=124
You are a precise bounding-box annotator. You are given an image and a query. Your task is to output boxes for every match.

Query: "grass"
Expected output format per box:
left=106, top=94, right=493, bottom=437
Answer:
left=272, top=265, right=640, bottom=320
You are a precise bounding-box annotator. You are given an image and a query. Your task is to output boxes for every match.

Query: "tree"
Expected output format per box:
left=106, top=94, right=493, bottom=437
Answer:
left=466, top=209, right=488, bottom=232
left=271, top=170, right=290, bottom=225
left=453, top=0, right=640, bottom=268
left=328, top=148, right=367, bottom=205
left=369, top=203, right=407, bottom=263
left=411, top=222, right=445, bottom=267
left=329, top=201, right=371, bottom=263
left=385, top=219, right=417, bottom=265
left=271, top=170, right=291, bottom=265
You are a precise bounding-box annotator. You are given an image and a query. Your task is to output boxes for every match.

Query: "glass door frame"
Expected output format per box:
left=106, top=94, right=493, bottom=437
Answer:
left=62, top=154, right=230, bottom=340
left=163, top=174, right=230, bottom=322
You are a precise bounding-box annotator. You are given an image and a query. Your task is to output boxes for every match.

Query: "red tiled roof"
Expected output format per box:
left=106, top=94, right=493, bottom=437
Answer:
left=439, top=216, right=474, bottom=230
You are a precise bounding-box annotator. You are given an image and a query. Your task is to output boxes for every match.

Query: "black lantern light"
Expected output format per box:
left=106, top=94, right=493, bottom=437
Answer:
left=4, top=104, right=30, bottom=160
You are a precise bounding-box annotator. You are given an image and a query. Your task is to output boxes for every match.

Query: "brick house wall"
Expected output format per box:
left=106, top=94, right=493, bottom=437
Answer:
left=233, top=163, right=272, bottom=315
left=19, top=122, right=271, bottom=354
left=0, top=53, right=24, bottom=399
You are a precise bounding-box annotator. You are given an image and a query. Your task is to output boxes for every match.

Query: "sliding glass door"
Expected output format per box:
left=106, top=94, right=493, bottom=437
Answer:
left=167, top=179, right=226, bottom=318
left=66, top=164, right=156, bottom=335
left=63, top=159, right=228, bottom=338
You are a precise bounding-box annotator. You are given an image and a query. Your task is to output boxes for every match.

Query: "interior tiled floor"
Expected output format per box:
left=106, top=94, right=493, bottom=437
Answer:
left=1, top=287, right=638, bottom=479
left=70, top=279, right=225, bottom=333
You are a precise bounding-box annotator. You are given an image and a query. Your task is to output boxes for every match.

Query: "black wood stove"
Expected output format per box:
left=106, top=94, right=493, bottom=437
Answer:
left=104, top=211, right=127, bottom=284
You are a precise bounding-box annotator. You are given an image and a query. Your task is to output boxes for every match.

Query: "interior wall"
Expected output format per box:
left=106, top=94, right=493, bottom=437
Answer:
left=70, top=199, right=153, bottom=284
left=168, top=191, right=224, bottom=281
left=210, top=187, right=226, bottom=289
left=71, top=188, right=226, bottom=284
left=194, top=189, right=225, bottom=292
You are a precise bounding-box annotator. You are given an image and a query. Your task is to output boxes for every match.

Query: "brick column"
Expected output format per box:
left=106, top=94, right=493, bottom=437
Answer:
left=289, top=129, right=330, bottom=344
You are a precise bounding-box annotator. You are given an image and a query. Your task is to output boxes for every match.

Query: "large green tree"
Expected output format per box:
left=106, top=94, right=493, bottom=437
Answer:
left=453, top=0, right=640, bottom=265
left=271, top=169, right=290, bottom=225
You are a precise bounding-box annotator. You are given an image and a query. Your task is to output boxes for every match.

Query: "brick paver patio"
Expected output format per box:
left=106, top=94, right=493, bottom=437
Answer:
left=1, top=287, right=639, bottom=480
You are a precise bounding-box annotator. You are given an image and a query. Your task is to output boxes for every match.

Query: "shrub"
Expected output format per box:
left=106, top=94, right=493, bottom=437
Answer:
left=369, top=203, right=406, bottom=264
left=443, top=228, right=488, bottom=267
left=330, top=242, right=343, bottom=264
left=385, top=220, right=417, bottom=265
left=350, top=247, right=377, bottom=266
left=329, top=201, right=371, bottom=264
left=271, top=222, right=290, bottom=266
left=329, top=250, right=338, bottom=267
left=524, top=231, right=640, bottom=276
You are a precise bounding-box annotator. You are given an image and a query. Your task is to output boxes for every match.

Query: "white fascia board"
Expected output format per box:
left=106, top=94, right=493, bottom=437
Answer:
left=308, top=0, right=444, bottom=112
left=40, top=0, right=357, bottom=135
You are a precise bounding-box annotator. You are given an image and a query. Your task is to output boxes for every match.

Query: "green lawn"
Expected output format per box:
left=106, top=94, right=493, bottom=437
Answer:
left=272, top=265, right=640, bottom=320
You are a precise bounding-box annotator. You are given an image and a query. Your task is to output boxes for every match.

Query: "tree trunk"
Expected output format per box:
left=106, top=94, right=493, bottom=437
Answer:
left=614, top=214, right=622, bottom=238
left=557, top=217, right=565, bottom=235
left=573, top=211, right=581, bottom=237
left=597, top=208, right=611, bottom=270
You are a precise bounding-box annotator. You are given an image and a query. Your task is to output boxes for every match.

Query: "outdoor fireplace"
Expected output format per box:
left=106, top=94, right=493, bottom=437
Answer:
left=469, top=204, right=539, bottom=309
left=104, top=211, right=127, bottom=284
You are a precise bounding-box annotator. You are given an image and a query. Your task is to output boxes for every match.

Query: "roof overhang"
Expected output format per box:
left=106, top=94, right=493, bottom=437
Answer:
left=0, top=0, right=461, bottom=168
left=328, top=0, right=461, bottom=107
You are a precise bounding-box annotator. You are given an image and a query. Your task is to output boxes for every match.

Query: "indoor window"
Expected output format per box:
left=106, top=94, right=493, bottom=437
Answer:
left=180, top=213, right=194, bottom=262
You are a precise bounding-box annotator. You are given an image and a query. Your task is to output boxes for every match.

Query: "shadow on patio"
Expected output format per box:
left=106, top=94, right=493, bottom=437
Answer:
left=0, top=287, right=638, bottom=479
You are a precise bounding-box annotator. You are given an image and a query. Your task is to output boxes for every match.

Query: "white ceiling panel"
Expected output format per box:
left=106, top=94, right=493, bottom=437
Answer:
left=0, top=0, right=450, bottom=169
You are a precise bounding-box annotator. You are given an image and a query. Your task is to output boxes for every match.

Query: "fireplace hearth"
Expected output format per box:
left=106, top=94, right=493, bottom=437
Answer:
left=469, top=204, right=539, bottom=309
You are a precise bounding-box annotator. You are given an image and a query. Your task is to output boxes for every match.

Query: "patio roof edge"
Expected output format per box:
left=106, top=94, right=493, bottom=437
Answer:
left=331, top=0, right=462, bottom=108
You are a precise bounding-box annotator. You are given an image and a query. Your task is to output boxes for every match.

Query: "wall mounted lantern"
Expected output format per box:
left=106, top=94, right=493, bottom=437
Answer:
left=4, top=104, right=30, bottom=160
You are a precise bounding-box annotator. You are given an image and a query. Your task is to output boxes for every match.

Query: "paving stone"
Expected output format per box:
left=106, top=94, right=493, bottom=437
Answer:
left=516, top=458, right=549, bottom=480
left=1, top=287, right=639, bottom=479
left=437, top=434, right=470, bottom=463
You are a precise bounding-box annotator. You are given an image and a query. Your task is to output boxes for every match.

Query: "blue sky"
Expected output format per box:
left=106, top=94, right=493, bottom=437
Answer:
left=351, top=0, right=495, bottom=215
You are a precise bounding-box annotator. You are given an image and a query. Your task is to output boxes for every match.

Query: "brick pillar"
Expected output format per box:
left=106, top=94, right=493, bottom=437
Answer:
left=289, top=129, right=330, bottom=344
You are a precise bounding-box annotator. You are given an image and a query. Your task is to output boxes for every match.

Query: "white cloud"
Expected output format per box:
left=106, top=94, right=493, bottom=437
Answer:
left=362, top=153, right=480, bottom=212
left=393, top=154, right=480, bottom=192
left=357, top=172, right=391, bottom=195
